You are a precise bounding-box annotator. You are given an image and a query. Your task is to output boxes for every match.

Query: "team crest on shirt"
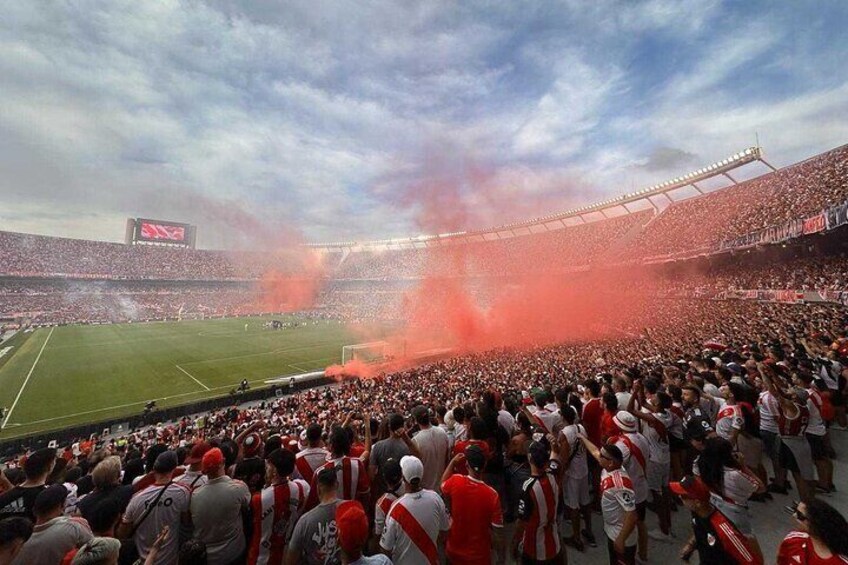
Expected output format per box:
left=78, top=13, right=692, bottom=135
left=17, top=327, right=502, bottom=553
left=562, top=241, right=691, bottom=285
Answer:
left=707, top=533, right=716, bottom=546
left=620, top=491, right=634, bottom=506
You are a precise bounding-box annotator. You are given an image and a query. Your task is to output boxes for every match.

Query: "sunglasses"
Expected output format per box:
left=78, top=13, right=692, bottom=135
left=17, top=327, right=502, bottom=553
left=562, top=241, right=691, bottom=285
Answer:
left=784, top=502, right=806, bottom=522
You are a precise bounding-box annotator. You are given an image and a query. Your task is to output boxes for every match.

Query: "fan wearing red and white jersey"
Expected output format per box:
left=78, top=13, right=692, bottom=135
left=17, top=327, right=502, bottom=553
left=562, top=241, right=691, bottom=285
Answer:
left=512, top=435, right=565, bottom=565
left=778, top=500, right=848, bottom=565
left=715, top=401, right=745, bottom=444
left=577, top=434, right=638, bottom=565
left=293, top=424, right=329, bottom=484
left=247, top=449, right=310, bottom=565
left=627, top=382, right=672, bottom=541
left=795, top=371, right=835, bottom=493
left=306, top=427, right=370, bottom=510
left=373, top=459, right=403, bottom=541
left=380, top=456, right=450, bottom=565
left=607, top=411, right=650, bottom=562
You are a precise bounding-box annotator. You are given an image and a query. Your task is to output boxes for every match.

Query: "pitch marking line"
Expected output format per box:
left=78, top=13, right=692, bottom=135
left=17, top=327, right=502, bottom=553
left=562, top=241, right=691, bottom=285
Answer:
left=2, top=326, right=54, bottom=429
left=175, top=365, right=210, bottom=391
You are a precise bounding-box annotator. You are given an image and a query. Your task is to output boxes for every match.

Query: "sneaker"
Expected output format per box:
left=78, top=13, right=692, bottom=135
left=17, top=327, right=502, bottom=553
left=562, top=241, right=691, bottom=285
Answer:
left=648, top=529, right=674, bottom=542
left=581, top=528, right=598, bottom=548
left=768, top=483, right=789, bottom=495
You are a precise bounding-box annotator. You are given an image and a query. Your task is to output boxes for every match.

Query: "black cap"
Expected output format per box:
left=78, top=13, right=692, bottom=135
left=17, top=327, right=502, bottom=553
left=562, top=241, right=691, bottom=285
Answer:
left=152, top=450, right=178, bottom=473
left=33, top=484, right=68, bottom=515
left=464, top=444, right=486, bottom=473
left=685, top=417, right=714, bottom=441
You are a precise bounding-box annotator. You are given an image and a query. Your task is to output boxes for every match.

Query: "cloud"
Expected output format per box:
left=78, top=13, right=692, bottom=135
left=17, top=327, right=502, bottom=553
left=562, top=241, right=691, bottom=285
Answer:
left=0, top=1, right=846, bottom=247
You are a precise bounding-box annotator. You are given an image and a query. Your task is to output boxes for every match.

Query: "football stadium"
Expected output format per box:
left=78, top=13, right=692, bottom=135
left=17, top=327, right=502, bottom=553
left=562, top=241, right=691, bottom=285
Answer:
left=2, top=3, right=848, bottom=565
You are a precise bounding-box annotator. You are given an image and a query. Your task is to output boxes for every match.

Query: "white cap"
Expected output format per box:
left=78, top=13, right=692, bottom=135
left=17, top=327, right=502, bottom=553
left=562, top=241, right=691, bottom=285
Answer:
left=613, top=411, right=638, bottom=433
left=400, top=455, right=424, bottom=483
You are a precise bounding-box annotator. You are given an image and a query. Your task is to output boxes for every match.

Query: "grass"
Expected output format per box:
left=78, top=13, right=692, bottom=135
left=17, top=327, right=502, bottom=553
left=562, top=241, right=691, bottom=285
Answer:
left=0, top=316, right=385, bottom=440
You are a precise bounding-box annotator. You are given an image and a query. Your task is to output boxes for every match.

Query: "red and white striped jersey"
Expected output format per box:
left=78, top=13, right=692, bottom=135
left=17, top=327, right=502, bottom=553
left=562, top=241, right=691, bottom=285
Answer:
left=246, top=479, right=309, bottom=565
left=715, top=404, right=744, bottom=441
left=778, top=403, right=809, bottom=437
left=307, top=456, right=370, bottom=509
left=374, top=489, right=401, bottom=536
left=517, top=460, right=562, bottom=561
left=293, top=447, right=329, bottom=484
left=380, top=489, right=450, bottom=565
left=600, top=468, right=637, bottom=545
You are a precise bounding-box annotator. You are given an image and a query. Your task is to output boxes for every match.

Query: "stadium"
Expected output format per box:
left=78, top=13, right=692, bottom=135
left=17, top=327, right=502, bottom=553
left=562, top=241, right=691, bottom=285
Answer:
left=2, top=3, right=848, bottom=565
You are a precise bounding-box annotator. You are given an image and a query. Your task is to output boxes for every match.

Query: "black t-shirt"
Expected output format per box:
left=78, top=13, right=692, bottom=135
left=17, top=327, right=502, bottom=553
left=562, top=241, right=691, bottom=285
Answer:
left=77, top=484, right=134, bottom=522
left=0, top=485, right=47, bottom=520
left=234, top=457, right=266, bottom=493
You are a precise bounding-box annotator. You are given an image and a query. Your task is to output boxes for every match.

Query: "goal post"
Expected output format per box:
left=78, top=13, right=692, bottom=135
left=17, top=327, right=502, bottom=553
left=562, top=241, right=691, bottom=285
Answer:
left=341, top=341, right=392, bottom=365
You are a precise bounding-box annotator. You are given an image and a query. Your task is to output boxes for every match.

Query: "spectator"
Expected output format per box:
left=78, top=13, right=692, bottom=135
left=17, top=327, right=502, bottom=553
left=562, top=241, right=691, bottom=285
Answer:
left=777, top=499, right=848, bottom=565
left=440, top=444, right=504, bottom=564
left=512, top=438, right=564, bottom=565
left=12, top=484, right=92, bottom=564
left=0, top=518, right=32, bottom=565
left=411, top=405, right=450, bottom=493
left=379, top=455, right=449, bottom=565
left=118, top=451, right=190, bottom=565
left=75, top=457, right=133, bottom=524
left=285, top=467, right=342, bottom=565
left=0, top=448, right=56, bottom=521
left=190, top=448, right=251, bottom=565
left=336, top=500, right=391, bottom=565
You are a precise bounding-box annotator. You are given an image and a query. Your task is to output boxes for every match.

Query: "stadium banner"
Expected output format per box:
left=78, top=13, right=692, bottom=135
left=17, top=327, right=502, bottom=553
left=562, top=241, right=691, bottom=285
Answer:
left=802, top=212, right=826, bottom=235
left=825, top=201, right=848, bottom=230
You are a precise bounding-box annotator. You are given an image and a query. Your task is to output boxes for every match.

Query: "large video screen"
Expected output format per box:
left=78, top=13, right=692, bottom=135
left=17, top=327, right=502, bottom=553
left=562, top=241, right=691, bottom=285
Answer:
left=138, top=220, right=187, bottom=242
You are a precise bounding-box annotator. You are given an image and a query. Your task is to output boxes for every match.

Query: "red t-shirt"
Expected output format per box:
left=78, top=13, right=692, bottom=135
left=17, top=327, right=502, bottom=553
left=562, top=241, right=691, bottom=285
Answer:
left=441, top=473, right=503, bottom=565
left=601, top=411, right=618, bottom=444
left=451, top=440, right=491, bottom=475
left=778, top=532, right=848, bottom=565
left=582, top=398, right=603, bottom=446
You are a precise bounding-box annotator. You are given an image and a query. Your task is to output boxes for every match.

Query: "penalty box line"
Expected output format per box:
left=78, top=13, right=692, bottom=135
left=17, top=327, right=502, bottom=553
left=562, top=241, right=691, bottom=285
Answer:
left=174, top=364, right=210, bottom=391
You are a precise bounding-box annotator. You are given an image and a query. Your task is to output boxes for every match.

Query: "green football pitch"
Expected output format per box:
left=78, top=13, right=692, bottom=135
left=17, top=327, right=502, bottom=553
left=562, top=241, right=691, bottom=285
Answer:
left=0, top=316, right=384, bottom=440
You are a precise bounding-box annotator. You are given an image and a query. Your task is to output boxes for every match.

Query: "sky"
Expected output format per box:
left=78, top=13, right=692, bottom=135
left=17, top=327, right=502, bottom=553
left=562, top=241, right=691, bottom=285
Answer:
left=1, top=1, right=847, bottom=249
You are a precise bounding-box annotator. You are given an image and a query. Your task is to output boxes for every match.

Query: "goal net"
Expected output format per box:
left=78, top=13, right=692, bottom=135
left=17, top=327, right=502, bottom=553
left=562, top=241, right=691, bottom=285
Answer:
left=341, top=341, right=393, bottom=365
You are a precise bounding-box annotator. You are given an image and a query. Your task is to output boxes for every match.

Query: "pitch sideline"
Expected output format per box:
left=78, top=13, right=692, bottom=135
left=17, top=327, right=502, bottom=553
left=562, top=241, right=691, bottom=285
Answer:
left=2, top=326, right=55, bottom=429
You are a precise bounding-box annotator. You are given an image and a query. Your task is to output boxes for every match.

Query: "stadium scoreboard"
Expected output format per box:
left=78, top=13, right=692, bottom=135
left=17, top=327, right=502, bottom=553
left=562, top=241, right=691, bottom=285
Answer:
left=125, top=218, right=197, bottom=248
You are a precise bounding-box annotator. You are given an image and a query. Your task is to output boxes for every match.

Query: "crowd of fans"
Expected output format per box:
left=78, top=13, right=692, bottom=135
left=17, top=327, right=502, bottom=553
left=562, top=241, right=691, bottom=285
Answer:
left=2, top=296, right=848, bottom=564
left=626, top=145, right=848, bottom=260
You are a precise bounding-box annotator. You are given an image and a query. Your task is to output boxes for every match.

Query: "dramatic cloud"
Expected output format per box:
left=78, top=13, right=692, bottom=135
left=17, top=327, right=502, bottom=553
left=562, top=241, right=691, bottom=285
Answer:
left=0, top=1, right=846, bottom=246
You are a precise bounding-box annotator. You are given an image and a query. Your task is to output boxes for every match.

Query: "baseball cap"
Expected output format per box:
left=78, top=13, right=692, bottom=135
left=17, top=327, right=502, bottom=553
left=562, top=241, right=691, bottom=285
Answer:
left=400, top=455, right=423, bottom=483
left=33, top=484, right=68, bottom=515
left=336, top=500, right=368, bottom=554
left=71, top=537, right=122, bottom=565
left=669, top=475, right=711, bottom=502
left=201, top=448, right=224, bottom=473
left=612, top=411, right=637, bottom=433
left=685, top=417, right=714, bottom=441
left=184, top=442, right=212, bottom=465
left=243, top=433, right=263, bottom=458
left=152, top=451, right=178, bottom=474
left=464, top=444, right=486, bottom=473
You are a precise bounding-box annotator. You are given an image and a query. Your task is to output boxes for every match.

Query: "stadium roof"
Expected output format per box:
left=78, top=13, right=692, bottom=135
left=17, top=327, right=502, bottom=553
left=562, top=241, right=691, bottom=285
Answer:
left=308, top=147, right=771, bottom=251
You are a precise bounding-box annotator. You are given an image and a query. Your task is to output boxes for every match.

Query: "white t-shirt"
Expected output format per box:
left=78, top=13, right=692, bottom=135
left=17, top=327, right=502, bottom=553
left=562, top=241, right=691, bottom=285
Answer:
left=758, top=391, right=780, bottom=433
left=498, top=410, right=516, bottom=436
left=612, top=433, right=650, bottom=503
left=806, top=388, right=826, bottom=436
left=380, top=490, right=450, bottom=565
left=413, top=426, right=451, bottom=492
left=616, top=392, right=632, bottom=411
left=559, top=424, right=588, bottom=479
left=600, top=469, right=637, bottom=545
left=123, top=482, right=191, bottom=564
left=641, top=410, right=671, bottom=465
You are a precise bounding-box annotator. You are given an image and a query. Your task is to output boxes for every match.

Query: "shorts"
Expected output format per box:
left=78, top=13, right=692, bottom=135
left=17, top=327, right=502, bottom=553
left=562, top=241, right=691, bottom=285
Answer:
left=607, top=538, right=637, bottom=565
left=635, top=501, right=647, bottom=521
left=760, top=430, right=781, bottom=463
left=779, top=436, right=817, bottom=481
left=564, top=474, right=591, bottom=509
left=805, top=433, right=827, bottom=460
left=737, top=434, right=764, bottom=469
left=647, top=460, right=669, bottom=492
